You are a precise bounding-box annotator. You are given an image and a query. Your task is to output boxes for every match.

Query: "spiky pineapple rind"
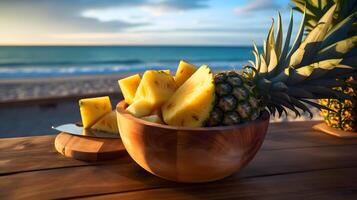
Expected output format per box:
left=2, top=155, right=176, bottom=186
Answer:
left=205, top=71, right=262, bottom=127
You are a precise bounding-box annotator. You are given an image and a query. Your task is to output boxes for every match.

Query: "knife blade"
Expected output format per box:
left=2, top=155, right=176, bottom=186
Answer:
left=52, top=123, right=120, bottom=139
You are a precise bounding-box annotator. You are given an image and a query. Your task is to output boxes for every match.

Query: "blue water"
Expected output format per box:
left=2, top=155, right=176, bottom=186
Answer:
left=0, top=46, right=256, bottom=78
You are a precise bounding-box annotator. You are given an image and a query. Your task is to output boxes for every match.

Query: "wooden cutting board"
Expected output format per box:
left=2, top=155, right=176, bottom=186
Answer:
left=54, top=132, right=126, bottom=161
left=313, top=123, right=357, bottom=138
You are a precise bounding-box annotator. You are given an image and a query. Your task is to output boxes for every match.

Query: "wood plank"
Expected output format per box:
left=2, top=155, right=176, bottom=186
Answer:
left=1, top=144, right=357, bottom=199
left=80, top=167, right=357, bottom=200
left=2, top=121, right=357, bottom=175
left=0, top=150, right=132, bottom=175
left=244, top=144, right=357, bottom=175
left=262, top=121, right=357, bottom=150
left=0, top=135, right=131, bottom=175
left=262, top=128, right=357, bottom=150
left=0, top=135, right=55, bottom=153
left=313, top=122, right=357, bottom=138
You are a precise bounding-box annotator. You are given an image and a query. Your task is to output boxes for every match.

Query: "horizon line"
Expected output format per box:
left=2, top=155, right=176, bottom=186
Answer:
left=0, top=44, right=258, bottom=47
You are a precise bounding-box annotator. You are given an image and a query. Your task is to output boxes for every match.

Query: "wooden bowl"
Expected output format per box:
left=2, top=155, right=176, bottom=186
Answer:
left=116, top=101, right=270, bottom=183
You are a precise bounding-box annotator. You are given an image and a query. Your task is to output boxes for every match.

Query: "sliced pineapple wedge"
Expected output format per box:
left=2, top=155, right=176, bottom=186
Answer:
left=126, top=98, right=153, bottom=117
left=79, top=96, right=112, bottom=128
left=162, top=65, right=215, bottom=127
left=141, top=115, right=164, bottom=124
left=151, top=108, right=162, bottom=116
left=92, top=110, right=119, bottom=134
left=134, top=70, right=177, bottom=109
left=160, top=69, right=171, bottom=75
left=118, top=74, right=141, bottom=105
left=175, top=60, right=197, bottom=87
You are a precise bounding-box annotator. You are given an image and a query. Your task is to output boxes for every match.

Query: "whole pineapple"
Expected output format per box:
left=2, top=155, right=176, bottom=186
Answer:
left=292, top=0, right=357, bottom=131
left=319, top=77, right=356, bottom=131
left=162, top=4, right=356, bottom=127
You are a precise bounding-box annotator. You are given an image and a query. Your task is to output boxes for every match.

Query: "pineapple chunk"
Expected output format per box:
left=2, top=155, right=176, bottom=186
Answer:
left=134, top=70, right=177, bottom=109
left=151, top=109, right=162, bottom=116
left=141, top=115, right=164, bottom=124
left=162, top=65, right=215, bottom=127
left=92, top=110, right=119, bottom=134
left=150, top=109, right=163, bottom=121
left=175, top=60, right=197, bottom=87
left=79, top=96, right=112, bottom=128
left=160, top=69, right=171, bottom=75
left=126, top=98, right=153, bottom=117
left=118, top=74, right=141, bottom=105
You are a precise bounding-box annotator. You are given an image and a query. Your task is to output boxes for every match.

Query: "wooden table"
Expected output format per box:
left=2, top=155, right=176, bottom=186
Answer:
left=1, top=121, right=357, bottom=199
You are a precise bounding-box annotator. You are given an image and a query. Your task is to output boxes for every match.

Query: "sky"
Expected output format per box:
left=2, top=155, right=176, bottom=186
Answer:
left=0, top=0, right=301, bottom=46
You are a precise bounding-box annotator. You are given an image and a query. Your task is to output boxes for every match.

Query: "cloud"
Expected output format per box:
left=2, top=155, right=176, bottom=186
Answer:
left=234, top=0, right=281, bottom=14
left=0, top=0, right=210, bottom=34
left=129, top=27, right=268, bottom=34
left=141, top=0, right=209, bottom=16
left=0, top=0, right=286, bottom=45
left=0, top=0, right=145, bottom=10
left=152, top=0, right=209, bottom=10
left=0, top=0, right=149, bottom=34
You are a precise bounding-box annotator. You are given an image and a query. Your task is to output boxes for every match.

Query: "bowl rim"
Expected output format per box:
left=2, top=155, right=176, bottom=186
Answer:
left=116, top=100, right=270, bottom=132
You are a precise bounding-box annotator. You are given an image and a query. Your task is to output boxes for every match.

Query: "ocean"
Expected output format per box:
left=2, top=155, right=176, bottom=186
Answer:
left=0, top=46, right=256, bottom=78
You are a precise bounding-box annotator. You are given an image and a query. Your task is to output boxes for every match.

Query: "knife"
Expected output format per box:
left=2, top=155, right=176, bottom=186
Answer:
left=52, top=123, right=120, bottom=139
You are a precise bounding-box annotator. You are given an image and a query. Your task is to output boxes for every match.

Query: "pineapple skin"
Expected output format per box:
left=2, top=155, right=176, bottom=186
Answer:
left=319, top=79, right=356, bottom=132
left=118, top=74, right=141, bottom=105
left=206, top=71, right=262, bottom=126
left=79, top=96, right=112, bottom=128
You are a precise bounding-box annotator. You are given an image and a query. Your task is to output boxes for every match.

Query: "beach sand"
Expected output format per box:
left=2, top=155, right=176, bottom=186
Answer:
left=0, top=74, right=323, bottom=137
left=0, top=73, right=132, bottom=102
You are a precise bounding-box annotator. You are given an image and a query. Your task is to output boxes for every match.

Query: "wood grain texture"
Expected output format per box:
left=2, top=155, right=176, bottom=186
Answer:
left=54, top=132, right=126, bottom=161
left=116, top=101, right=270, bottom=183
left=80, top=167, right=357, bottom=200
left=313, top=123, right=357, bottom=138
left=1, top=145, right=357, bottom=199
left=0, top=135, right=132, bottom=176
left=1, top=120, right=357, bottom=199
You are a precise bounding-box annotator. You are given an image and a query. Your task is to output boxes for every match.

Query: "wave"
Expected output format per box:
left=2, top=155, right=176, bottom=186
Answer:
left=0, top=59, right=143, bottom=67
left=158, top=58, right=247, bottom=63
left=0, top=60, right=247, bottom=78
left=0, top=58, right=249, bottom=68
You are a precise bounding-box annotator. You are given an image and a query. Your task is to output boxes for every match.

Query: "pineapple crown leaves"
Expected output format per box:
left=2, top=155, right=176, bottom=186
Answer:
left=245, top=3, right=357, bottom=118
left=291, top=0, right=357, bottom=33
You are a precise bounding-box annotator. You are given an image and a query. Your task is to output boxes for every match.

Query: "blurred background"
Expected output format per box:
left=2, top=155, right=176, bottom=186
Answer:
left=0, top=0, right=310, bottom=137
